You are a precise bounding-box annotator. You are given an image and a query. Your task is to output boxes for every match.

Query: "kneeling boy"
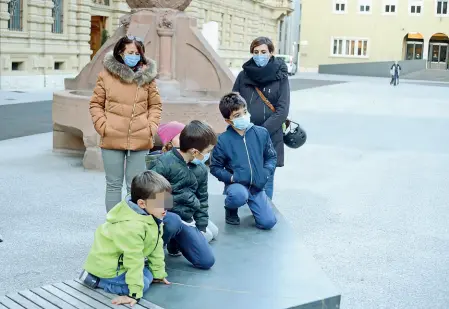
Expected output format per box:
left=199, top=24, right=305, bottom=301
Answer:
left=210, top=92, right=277, bottom=230
left=79, top=171, right=171, bottom=306
left=148, top=120, right=218, bottom=269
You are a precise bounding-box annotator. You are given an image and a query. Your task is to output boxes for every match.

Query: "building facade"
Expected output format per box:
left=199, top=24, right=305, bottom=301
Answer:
left=0, top=0, right=293, bottom=90
left=299, top=0, right=449, bottom=71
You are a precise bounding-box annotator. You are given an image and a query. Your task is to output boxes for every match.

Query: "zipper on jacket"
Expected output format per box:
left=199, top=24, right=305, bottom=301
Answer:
left=243, top=133, right=253, bottom=190
left=249, top=91, right=254, bottom=106
left=127, top=86, right=140, bottom=151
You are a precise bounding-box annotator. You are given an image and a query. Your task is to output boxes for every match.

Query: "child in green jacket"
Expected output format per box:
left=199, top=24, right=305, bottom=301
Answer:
left=79, top=171, right=172, bottom=306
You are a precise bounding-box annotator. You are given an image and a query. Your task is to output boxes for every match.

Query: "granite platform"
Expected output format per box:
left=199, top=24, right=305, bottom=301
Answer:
left=144, top=194, right=341, bottom=309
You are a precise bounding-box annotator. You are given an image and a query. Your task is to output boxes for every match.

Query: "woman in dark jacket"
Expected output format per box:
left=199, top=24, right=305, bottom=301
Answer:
left=232, top=36, right=290, bottom=200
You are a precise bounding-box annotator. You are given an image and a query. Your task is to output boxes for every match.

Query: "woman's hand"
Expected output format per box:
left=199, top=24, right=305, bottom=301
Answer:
left=111, top=295, right=138, bottom=307
left=152, top=277, right=171, bottom=285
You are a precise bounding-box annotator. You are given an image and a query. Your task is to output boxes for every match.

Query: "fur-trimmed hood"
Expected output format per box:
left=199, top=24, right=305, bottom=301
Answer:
left=103, top=52, right=157, bottom=86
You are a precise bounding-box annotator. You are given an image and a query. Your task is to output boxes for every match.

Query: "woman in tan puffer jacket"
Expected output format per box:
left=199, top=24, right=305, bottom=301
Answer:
left=90, top=35, right=162, bottom=212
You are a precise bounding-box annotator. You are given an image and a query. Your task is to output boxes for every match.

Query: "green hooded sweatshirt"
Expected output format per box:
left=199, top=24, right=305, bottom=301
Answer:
left=83, top=199, right=167, bottom=299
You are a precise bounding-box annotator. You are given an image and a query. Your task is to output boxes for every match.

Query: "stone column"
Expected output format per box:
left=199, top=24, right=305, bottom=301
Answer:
left=27, top=0, right=54, bottom=38
left=0, top=0, right=10, bottom=30
left=156, top=10, right=175, bottom=80
left=423, top=39, right=429, bottom=62
left=76, top=0, right=93, bottom=69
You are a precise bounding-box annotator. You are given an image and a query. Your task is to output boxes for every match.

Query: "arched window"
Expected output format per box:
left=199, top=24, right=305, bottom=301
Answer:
left=8, top=0, right=23, bottom=31
left=52, top=0, right=63, bottom=33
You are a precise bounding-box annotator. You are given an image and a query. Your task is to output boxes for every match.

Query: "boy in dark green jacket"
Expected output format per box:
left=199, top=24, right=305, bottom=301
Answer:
left=148, top=120, right=218, bottom=269
left=79, top=171, right=172, bottom=306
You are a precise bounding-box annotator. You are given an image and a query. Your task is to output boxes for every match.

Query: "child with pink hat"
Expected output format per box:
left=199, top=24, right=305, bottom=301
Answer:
left=158, top=121, right=186, bottom=151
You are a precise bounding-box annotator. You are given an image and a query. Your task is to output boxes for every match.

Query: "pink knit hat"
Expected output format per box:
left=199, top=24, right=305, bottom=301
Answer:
left=158, top=121, right=186, bottom=145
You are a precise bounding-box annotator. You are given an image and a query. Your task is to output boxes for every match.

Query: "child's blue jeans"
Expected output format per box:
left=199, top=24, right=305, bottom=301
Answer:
left=225, top=183, right=277, bottom=230
left=98, top=268, right=153, bottom=296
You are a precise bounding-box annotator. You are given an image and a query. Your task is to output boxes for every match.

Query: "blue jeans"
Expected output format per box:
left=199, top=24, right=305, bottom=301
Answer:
left=98, top=268, right=153, bottom=296
left=163, top=212, right=215, bottom=269
left=225, top=184, right=277, bottom=230
left=264, top=170, right=275, bottom=200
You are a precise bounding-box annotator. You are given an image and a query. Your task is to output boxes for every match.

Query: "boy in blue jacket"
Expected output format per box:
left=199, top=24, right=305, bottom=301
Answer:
left=210, top=92, right=277, bottom=229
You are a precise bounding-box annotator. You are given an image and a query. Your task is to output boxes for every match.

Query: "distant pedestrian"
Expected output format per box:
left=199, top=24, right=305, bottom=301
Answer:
left=89, top=35, right=162, bottom=213
left=232, top=36, right=290, bottom=200
left=390, top=61, right=402, bottom=86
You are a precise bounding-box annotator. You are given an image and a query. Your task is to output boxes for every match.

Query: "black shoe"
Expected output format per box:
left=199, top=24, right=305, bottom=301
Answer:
left=225, top=208, right=240, bottom=225
left=167, top=239, right=182, bottom=257
left=79, top=270, right=99, bottom=288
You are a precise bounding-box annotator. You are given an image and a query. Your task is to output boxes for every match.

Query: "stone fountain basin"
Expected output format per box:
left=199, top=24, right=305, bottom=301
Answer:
left=52, top=89, right=226, bottom=170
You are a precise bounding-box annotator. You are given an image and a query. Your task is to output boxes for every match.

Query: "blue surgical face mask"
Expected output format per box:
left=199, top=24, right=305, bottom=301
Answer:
left=192, top=152, right=210, bottom=165
left=123, top=54, right=140, bottom=67
left=253, top=54, right=270, bottom=67
left=232, top=113, right=251, bottom=130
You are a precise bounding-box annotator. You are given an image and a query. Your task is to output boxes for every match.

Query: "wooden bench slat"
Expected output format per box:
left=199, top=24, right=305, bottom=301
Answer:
left=68, top=280, right=150, bottom=309
left=73, top=279, right=164, bottom=309
left=62, top=281, right=128, bottom=309
left=41, top=285, right=95, bottom=309
left=0, top=296, right=25, bottom=309
left=30, top=288, right=77, bottom=309
left=0, top=303, right=9, bottom=309
left=52, top=283, right=113, bottom=309
left=5, top=293, right=42, bottom=309
left=18, top=290, right=61, bottom=309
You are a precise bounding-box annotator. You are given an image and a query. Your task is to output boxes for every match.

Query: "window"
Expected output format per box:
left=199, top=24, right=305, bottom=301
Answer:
left=333, top=0, right=347, bottom=13
left=383, top=0, right=398, bottom=14
left=331, top=37, right=369, bottom=58
left=11, top=62, right=24, bottom=71
left=7, top=0, right=22, bottom=31
left=436, top=0, right=448, bottom=15
left=360, top=4, right=371, bottom=12
left=359, top=0, right=372, bottom=13
left=409, top=0, right=422, bottom=15
left=385, top=4, right=396, bottom=13
left=52, top=0, right=63, bottom=33
left=54, top=62, right=64, bottom=70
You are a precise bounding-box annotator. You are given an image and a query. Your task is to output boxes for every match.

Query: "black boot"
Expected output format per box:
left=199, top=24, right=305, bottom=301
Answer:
left=167, top=239, right=182, bottom=257
left=225, top=207, right=240, bottom=225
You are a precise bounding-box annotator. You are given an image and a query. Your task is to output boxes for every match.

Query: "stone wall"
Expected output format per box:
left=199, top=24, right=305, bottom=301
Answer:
left=318, top=60, right=427, bottom=78
left=0, top=0, right=292, bottom=90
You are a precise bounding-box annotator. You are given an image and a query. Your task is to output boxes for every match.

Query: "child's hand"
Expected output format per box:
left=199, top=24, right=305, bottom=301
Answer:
left=111, top=295, right=137, bottom=307
left=153, top=277, right=171, bottom=285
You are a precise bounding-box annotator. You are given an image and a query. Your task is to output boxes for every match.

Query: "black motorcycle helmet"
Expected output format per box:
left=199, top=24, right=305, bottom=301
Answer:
left=283, top=121, right=307, bottom=149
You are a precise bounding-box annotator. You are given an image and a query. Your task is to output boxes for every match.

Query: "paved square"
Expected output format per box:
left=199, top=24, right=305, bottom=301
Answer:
left=1, top=75, right=448, bottom=308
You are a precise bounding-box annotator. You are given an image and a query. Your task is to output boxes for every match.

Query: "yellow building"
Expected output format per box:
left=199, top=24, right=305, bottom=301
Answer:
left=299, top=0, right=449, bottom=71
left=0, top=0, right=292, bottom=90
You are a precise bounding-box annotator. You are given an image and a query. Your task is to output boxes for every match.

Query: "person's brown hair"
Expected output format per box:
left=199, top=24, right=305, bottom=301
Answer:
left=130, top=170, right=172, bottom=203
left=179, top=120, right=217, bottom=153
left=113, top=36, right=148, bottom=66
left=162, top=142, right=174, bottom=153
left=219, top=92, right=247, bottom=119
left=250, top=36, right=275, bottom=54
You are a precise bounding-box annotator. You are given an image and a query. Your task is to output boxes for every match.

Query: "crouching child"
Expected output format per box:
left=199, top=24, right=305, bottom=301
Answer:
left=148, top=120, right=218, bottom=269
left=79, top=171, right=171, bottom=306
left=210, top=92, right=278, bottom=230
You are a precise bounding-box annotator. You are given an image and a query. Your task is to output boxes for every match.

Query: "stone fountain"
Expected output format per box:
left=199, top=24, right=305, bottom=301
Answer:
left=52, top=0, right=235, bottom=170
